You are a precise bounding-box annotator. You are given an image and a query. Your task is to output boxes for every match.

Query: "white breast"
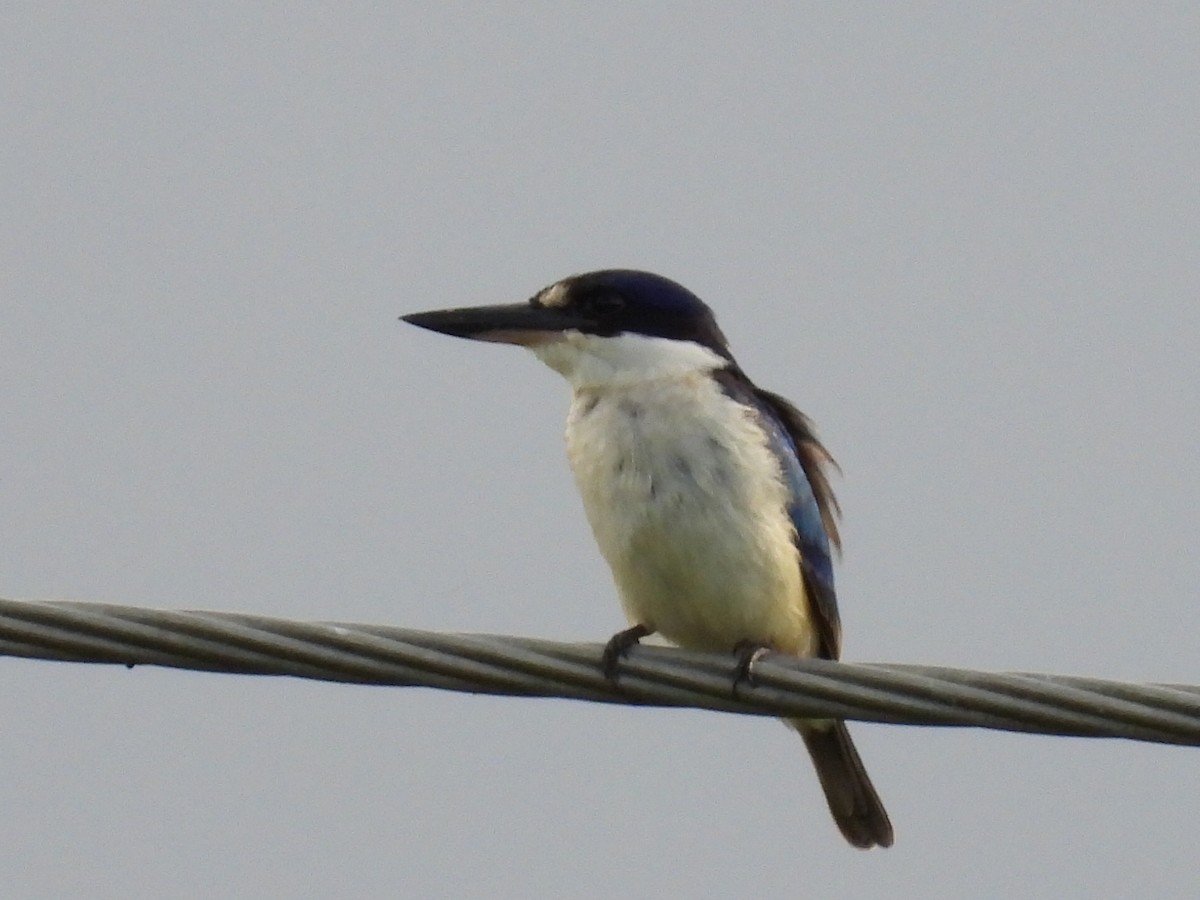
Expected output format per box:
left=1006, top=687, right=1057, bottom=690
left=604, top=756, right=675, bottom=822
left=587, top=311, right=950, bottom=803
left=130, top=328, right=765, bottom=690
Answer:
left=563, top=375, right=817, bottom=656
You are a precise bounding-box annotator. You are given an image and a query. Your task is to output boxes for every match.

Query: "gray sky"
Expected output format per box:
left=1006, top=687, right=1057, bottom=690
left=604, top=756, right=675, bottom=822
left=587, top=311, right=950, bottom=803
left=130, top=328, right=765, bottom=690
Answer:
left=3, top=4, right=1198, bottom=898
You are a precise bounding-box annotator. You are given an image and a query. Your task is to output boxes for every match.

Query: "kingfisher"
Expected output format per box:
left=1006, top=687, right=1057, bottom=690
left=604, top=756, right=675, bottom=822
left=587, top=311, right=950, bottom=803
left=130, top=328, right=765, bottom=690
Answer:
left=401, top=269, right=893, bottom=848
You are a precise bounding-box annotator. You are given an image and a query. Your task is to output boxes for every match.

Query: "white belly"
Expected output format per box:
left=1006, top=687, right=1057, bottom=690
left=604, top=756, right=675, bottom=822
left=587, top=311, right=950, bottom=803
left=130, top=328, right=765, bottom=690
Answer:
left=564, top=376, right=817, bottom=657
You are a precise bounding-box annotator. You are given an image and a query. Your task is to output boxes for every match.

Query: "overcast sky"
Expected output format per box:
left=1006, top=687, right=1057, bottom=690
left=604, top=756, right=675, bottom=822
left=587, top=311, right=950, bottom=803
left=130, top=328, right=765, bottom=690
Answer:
left=3, top=4, right=1199, bottom=898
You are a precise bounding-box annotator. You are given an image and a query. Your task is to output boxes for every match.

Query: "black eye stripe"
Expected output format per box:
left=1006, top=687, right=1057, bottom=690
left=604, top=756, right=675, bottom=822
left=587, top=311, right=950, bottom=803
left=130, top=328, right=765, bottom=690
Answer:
left=587, top=292, right=625, bottom=314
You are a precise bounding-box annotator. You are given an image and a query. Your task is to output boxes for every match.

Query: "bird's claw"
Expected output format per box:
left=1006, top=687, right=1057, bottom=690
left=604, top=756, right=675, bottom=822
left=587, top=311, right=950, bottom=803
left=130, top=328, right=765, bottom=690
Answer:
left=602, top=624, right=651, bottom=682
left=732, top=640, right=771, bottom=696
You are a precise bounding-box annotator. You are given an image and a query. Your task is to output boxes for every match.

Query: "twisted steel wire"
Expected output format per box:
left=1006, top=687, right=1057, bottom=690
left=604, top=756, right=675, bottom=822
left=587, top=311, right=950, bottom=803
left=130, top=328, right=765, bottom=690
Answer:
left=2, top=597, right=1198, bottom=745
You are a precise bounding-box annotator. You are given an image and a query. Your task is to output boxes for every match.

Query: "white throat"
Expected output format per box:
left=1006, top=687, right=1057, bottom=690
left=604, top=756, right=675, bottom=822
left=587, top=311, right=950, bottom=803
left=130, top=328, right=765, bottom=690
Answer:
left=530, top=331, right=727, bottom=390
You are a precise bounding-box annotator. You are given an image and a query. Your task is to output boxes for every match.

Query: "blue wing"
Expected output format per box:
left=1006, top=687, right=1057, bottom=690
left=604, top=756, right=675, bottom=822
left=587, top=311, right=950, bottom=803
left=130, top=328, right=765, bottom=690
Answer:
left=715, top=370, right=844, bottom=659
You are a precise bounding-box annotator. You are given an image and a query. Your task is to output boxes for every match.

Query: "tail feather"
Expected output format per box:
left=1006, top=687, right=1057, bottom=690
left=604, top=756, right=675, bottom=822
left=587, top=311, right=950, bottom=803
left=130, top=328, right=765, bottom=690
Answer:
left=794, top=719, right=894, bottom=849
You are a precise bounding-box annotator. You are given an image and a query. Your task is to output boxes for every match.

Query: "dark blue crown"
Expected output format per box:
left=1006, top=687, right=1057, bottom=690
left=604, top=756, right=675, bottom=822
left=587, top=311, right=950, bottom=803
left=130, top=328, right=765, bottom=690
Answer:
left=552, top=269, right=732, bottom=359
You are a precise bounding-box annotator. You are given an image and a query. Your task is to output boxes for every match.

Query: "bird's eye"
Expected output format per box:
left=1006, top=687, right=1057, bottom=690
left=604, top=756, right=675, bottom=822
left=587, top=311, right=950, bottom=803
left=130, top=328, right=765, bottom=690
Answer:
left=587, top=292, right=625, bottom=316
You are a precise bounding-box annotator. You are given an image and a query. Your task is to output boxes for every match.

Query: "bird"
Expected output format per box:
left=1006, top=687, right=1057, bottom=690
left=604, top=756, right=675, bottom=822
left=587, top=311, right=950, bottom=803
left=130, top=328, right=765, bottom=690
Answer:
left=401, top=269, right=893, bottom=848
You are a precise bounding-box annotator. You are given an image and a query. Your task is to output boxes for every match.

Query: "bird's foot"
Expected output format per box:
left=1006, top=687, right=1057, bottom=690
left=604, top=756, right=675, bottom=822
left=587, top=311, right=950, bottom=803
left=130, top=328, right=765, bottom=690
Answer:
left=731, top=640, right=772, bottom=696
left=602, top=624, right=652, bottom=682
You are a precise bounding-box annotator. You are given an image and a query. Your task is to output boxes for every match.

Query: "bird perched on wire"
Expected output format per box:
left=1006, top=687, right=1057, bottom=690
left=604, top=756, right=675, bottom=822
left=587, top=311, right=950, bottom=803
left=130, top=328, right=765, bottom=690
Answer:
left=401, top=269, right=893, bottom=848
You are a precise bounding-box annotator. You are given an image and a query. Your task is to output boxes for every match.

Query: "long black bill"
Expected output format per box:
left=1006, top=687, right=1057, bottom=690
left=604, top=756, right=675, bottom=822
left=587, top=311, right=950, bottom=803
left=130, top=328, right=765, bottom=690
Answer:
left=400, top=303, right=588, bottom=346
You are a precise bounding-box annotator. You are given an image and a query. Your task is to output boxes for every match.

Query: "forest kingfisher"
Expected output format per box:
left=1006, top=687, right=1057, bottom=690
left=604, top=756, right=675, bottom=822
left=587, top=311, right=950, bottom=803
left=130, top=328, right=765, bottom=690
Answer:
left=401, top=269, right=893, bottom=848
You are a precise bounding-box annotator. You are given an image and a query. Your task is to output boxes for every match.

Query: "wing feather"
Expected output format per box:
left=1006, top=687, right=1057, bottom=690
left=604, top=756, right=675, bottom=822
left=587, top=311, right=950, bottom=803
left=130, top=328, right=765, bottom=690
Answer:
left=752, top=387, right=844, bottom=661
left=711, top=370, right=844, bottom=659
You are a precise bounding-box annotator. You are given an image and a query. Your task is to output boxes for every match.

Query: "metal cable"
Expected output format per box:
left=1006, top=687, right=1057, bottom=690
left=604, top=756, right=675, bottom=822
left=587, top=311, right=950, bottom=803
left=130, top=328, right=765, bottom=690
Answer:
left=2, top=597, right=1198, bottom=745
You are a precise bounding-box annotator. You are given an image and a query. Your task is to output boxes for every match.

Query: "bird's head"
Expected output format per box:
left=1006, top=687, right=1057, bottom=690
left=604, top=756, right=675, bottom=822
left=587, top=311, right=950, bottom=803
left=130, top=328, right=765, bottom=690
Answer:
left=402, top=270, right=734, bottom=388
